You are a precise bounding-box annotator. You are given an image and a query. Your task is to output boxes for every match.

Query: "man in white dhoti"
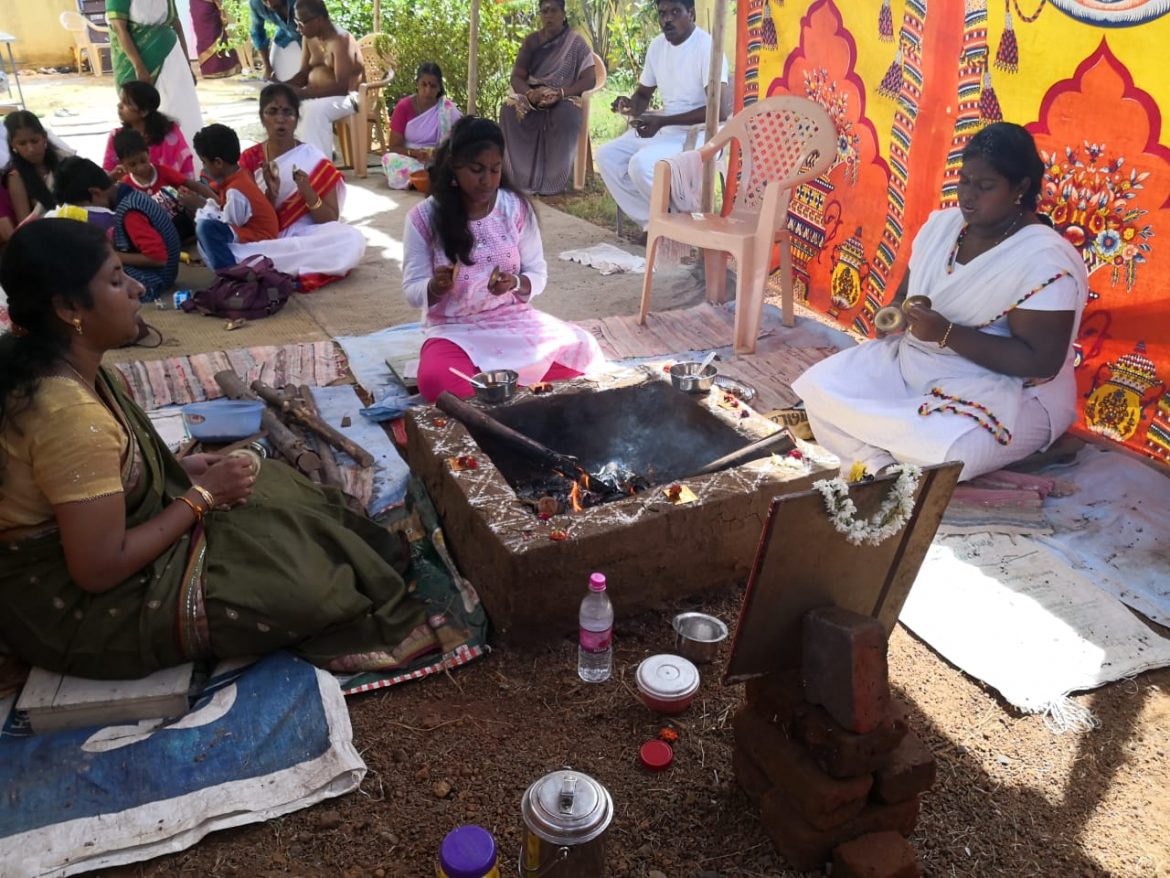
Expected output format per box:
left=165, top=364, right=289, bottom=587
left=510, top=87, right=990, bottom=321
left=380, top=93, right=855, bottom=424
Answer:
left=249, top=0, right=303, bottom=82
left=283, top=0, right=363, bottom=161
left=792, top=123, right=1089, bottom=482
left=595, top=0, right=731, bottom=234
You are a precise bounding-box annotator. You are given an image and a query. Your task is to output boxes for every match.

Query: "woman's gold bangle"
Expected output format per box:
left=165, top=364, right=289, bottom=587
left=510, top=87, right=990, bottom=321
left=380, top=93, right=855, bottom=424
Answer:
left=939, top=322, right=955, bottom=349
left=191, top=485, right=215, bottom=510
left=307, top=192, right=324, bottom=210
left=175, top=494, right=203, bottom=521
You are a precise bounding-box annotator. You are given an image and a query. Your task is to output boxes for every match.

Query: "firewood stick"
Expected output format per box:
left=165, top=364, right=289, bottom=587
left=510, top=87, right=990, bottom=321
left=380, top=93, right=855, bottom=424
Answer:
left=691, top=429, right=796, bottom=477
left=436, top=391, right=579, bottom=472
left=214, top=370, right=322, bottom=474
left=250, top=379, right=376, bottom=468
left=298, top=384, right=347, bottom=492
left=287, top=421, right=323, bottom=482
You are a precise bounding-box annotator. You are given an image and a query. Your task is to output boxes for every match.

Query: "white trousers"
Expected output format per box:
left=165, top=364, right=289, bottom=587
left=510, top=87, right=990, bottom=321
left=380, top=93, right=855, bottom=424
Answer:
left=595, top=126, right=699, bottom=228
left=270, top=42, right=302, bottom=82
left=806, top=395, right=1055, bottom=482
left=156, top=43, right=205, bottom=172
left=296, top=93, right=357, bottom=162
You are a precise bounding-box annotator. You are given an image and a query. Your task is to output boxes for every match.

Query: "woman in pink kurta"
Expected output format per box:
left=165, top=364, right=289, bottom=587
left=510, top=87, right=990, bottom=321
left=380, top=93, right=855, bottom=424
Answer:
left=402, top=117, right=604, bottom=401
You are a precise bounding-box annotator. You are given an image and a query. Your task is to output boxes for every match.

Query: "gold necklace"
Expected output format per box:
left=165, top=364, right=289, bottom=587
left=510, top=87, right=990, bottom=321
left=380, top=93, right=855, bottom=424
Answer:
left=991, top=210, right=1024, bottom=247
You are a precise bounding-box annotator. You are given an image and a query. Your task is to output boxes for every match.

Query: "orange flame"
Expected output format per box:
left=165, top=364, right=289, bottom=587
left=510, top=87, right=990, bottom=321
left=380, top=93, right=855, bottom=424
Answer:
left=569, top=480, right=583, bottom=512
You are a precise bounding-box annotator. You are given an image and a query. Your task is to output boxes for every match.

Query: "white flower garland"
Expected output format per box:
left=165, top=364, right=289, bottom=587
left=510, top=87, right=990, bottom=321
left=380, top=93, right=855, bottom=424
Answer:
left=811, top=464, right=922, bottom=546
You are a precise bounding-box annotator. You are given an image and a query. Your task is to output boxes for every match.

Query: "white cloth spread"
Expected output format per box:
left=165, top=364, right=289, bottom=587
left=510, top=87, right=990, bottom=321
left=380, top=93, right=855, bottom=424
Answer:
left=794, top=208, right=1088, bottom=476
left=558, top=243, right=646, bottom=275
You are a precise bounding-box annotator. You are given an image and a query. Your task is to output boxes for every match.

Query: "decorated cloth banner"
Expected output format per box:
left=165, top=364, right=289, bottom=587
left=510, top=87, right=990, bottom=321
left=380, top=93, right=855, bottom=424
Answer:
left=738, top=0, right=1170, bottom=466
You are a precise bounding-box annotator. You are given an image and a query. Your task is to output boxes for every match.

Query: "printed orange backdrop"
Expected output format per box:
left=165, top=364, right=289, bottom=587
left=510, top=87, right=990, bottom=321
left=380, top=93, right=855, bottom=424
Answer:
left=738, top=0, right=1170, bottom=467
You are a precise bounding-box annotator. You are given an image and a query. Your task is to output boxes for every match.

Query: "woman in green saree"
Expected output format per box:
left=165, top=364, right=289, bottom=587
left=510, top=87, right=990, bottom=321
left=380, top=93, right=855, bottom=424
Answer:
left=0, top=220, right=437, bottom=680
left=106, top=0, right=205, bottom=167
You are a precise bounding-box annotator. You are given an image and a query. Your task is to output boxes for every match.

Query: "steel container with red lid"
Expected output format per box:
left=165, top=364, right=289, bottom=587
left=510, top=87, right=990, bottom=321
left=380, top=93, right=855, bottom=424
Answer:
left=519, top=770, right=613, bottom=877
left=635, top=654, right=700, bottom=715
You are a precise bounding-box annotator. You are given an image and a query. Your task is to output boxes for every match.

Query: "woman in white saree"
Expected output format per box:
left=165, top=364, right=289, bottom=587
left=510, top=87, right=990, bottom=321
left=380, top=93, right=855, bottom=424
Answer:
left=236, top=83, right=366, bottom=290
left=793, top=123, right=1088, bottom=481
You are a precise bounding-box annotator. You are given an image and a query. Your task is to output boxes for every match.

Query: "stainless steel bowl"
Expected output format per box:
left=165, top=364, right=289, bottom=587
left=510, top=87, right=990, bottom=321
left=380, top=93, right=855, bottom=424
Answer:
left=472, top=369, right=518, bottom=404
left=671, top=612, right=729, bottom=664
left=669, top=362, right=717, bottom=394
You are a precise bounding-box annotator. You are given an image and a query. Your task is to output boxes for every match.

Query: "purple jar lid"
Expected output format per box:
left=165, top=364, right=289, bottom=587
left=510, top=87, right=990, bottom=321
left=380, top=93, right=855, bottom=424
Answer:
left=439, top=825, right=498, bottom=878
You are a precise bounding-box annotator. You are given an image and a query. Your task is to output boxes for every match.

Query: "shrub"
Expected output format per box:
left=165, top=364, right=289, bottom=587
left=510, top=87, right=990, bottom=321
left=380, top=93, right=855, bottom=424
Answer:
left=378, top=0, right=527, bottom=118
left=219, top=0, right=527, bottom=119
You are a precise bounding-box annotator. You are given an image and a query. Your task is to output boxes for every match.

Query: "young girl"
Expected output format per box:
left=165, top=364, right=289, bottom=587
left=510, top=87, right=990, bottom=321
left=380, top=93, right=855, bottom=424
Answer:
left=113, top=128, right=214, bottom=241
left=4, top=112, right=68, bottom=223
left=401, top=116, right=604, bottom=401
left=102, top=80, right=195, bottom=178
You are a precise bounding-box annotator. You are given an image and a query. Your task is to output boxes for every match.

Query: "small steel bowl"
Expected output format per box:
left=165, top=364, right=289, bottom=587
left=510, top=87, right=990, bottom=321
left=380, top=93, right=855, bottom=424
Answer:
left=669, top=362, right=717, bottom=394
left=671, top=612, right=729, bottom=664
left=472, top=369, right=518, bottom=404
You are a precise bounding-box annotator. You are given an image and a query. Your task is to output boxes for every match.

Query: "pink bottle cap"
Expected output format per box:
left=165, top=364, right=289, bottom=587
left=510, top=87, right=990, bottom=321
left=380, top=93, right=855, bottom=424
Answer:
left=589, top=572, right=606, bottom=591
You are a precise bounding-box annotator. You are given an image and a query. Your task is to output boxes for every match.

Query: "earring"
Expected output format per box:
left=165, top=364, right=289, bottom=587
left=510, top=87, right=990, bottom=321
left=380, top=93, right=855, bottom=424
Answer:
left=1014, top=193, right=1022, bottom=205
left=72, top=319, right=84, bottom=336
left=450, top=179, right=459, bottom=188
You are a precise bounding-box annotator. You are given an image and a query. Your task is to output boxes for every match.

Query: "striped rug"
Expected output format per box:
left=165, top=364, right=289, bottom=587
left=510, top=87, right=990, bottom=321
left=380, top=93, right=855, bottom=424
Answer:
left=114, top=340, right=345, bottom=411
left=576, top=303, right=841, bottom=413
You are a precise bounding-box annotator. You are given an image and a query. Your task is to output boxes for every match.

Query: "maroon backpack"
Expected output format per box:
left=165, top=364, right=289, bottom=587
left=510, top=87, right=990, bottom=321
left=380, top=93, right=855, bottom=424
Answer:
left=181, top=256, right=295, bottom=320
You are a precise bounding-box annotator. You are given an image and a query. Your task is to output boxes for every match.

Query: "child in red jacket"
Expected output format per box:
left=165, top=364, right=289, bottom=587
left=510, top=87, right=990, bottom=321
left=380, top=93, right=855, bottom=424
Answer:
left=184, top=124, right=279, bottom=270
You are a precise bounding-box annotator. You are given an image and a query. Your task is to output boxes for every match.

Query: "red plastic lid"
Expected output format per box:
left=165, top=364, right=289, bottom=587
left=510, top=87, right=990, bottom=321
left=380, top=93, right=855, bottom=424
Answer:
left=639, top=739, right=674, bottom=771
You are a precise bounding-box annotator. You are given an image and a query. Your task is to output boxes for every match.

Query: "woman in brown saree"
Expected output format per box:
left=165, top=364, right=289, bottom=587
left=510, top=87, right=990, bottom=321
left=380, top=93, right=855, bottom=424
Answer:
left=0, top=220, right=437, bottom=680
left=499, top=0, right=597, bottom=196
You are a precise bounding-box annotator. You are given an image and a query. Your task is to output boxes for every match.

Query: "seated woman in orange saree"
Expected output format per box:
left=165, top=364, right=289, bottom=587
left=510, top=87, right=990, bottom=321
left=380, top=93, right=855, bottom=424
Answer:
left=0, top=220, right=436, bottom=679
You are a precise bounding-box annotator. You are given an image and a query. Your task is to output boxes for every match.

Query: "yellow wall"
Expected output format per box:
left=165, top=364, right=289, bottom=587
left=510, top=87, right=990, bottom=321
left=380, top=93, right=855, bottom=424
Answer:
left=4, top=0, right=79, bottom=67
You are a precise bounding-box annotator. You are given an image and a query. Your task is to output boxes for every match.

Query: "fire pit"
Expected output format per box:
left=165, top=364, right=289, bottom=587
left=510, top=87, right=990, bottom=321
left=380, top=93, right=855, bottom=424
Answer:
left=406, top=370, right=832, bottom=642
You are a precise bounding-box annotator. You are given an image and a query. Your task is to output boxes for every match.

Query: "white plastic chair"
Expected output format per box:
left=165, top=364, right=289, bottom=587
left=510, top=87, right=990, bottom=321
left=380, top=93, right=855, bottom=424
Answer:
left=639, top=96, right=837, bottom=353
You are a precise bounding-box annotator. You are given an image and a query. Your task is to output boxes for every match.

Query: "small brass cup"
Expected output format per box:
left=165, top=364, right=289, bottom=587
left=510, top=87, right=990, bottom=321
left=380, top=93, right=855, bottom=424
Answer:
left=874, top=306, right=905, bottom=333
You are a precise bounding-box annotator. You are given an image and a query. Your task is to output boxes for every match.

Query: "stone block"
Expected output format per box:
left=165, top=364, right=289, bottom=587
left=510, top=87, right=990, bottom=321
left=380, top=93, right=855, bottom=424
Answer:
left=872, top=730, right=937, bottom=804
left=759, top=789, right=920, bottom=872
left=833, top=832, right=921, bottom=878
left=732, top=705, right=871, bottom=830
left=744, top=669, right=804, bottom=726
left=732, top=744, right=773, bottom=806
left=802, top=606, right=890, bottom=734
left=792, top=699, right=909, bottom=779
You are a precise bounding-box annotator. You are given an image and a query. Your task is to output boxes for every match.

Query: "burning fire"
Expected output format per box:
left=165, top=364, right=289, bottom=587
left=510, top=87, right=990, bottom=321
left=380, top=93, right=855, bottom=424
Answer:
left=569, top=479, right=584, bottom=512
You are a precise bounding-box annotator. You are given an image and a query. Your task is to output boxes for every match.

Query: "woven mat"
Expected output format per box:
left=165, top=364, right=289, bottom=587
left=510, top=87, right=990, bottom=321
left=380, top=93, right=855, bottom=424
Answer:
left=114, top=341, right=345, bottom=411
left=576, top=303, right=841, bottom=414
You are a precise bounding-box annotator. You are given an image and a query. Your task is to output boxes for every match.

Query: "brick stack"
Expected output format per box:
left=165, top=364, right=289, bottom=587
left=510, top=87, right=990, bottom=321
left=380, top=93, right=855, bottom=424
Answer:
left=732, top=607, right=936, bottom=874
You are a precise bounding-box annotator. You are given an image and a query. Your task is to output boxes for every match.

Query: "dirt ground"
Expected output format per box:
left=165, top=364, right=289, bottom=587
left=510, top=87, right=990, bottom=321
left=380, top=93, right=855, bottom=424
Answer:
left=95, top=592, right=1170, bottom=878
left=14, top=73, right=1170, bottom=877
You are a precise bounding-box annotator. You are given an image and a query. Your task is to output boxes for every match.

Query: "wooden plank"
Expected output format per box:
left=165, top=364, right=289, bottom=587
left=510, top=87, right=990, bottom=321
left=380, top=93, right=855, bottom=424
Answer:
left=17, top=664, right=194, bottom=734
left=725, top=461, right=962, bottom=681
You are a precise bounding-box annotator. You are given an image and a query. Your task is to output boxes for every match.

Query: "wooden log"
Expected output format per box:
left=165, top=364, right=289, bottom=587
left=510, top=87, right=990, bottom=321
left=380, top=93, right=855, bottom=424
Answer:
left=436, top=391, right=579, bottom=471
left=214, top=370, right=322, bottom=474
left=691, top=429, right=795, bottom=477
left=250, top=379, right=376, bottom=468
left=298, top=384, right=348, bottom=493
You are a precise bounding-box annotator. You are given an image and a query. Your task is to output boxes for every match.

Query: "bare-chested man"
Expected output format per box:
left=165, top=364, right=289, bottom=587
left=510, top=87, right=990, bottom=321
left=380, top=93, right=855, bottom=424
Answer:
left=282, top=0, right=363, bottom=160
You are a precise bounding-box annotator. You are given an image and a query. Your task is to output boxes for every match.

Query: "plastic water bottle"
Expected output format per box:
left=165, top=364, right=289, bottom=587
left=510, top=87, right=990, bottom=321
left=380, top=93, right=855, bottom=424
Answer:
left=578, top=572, right=613, bottom=682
